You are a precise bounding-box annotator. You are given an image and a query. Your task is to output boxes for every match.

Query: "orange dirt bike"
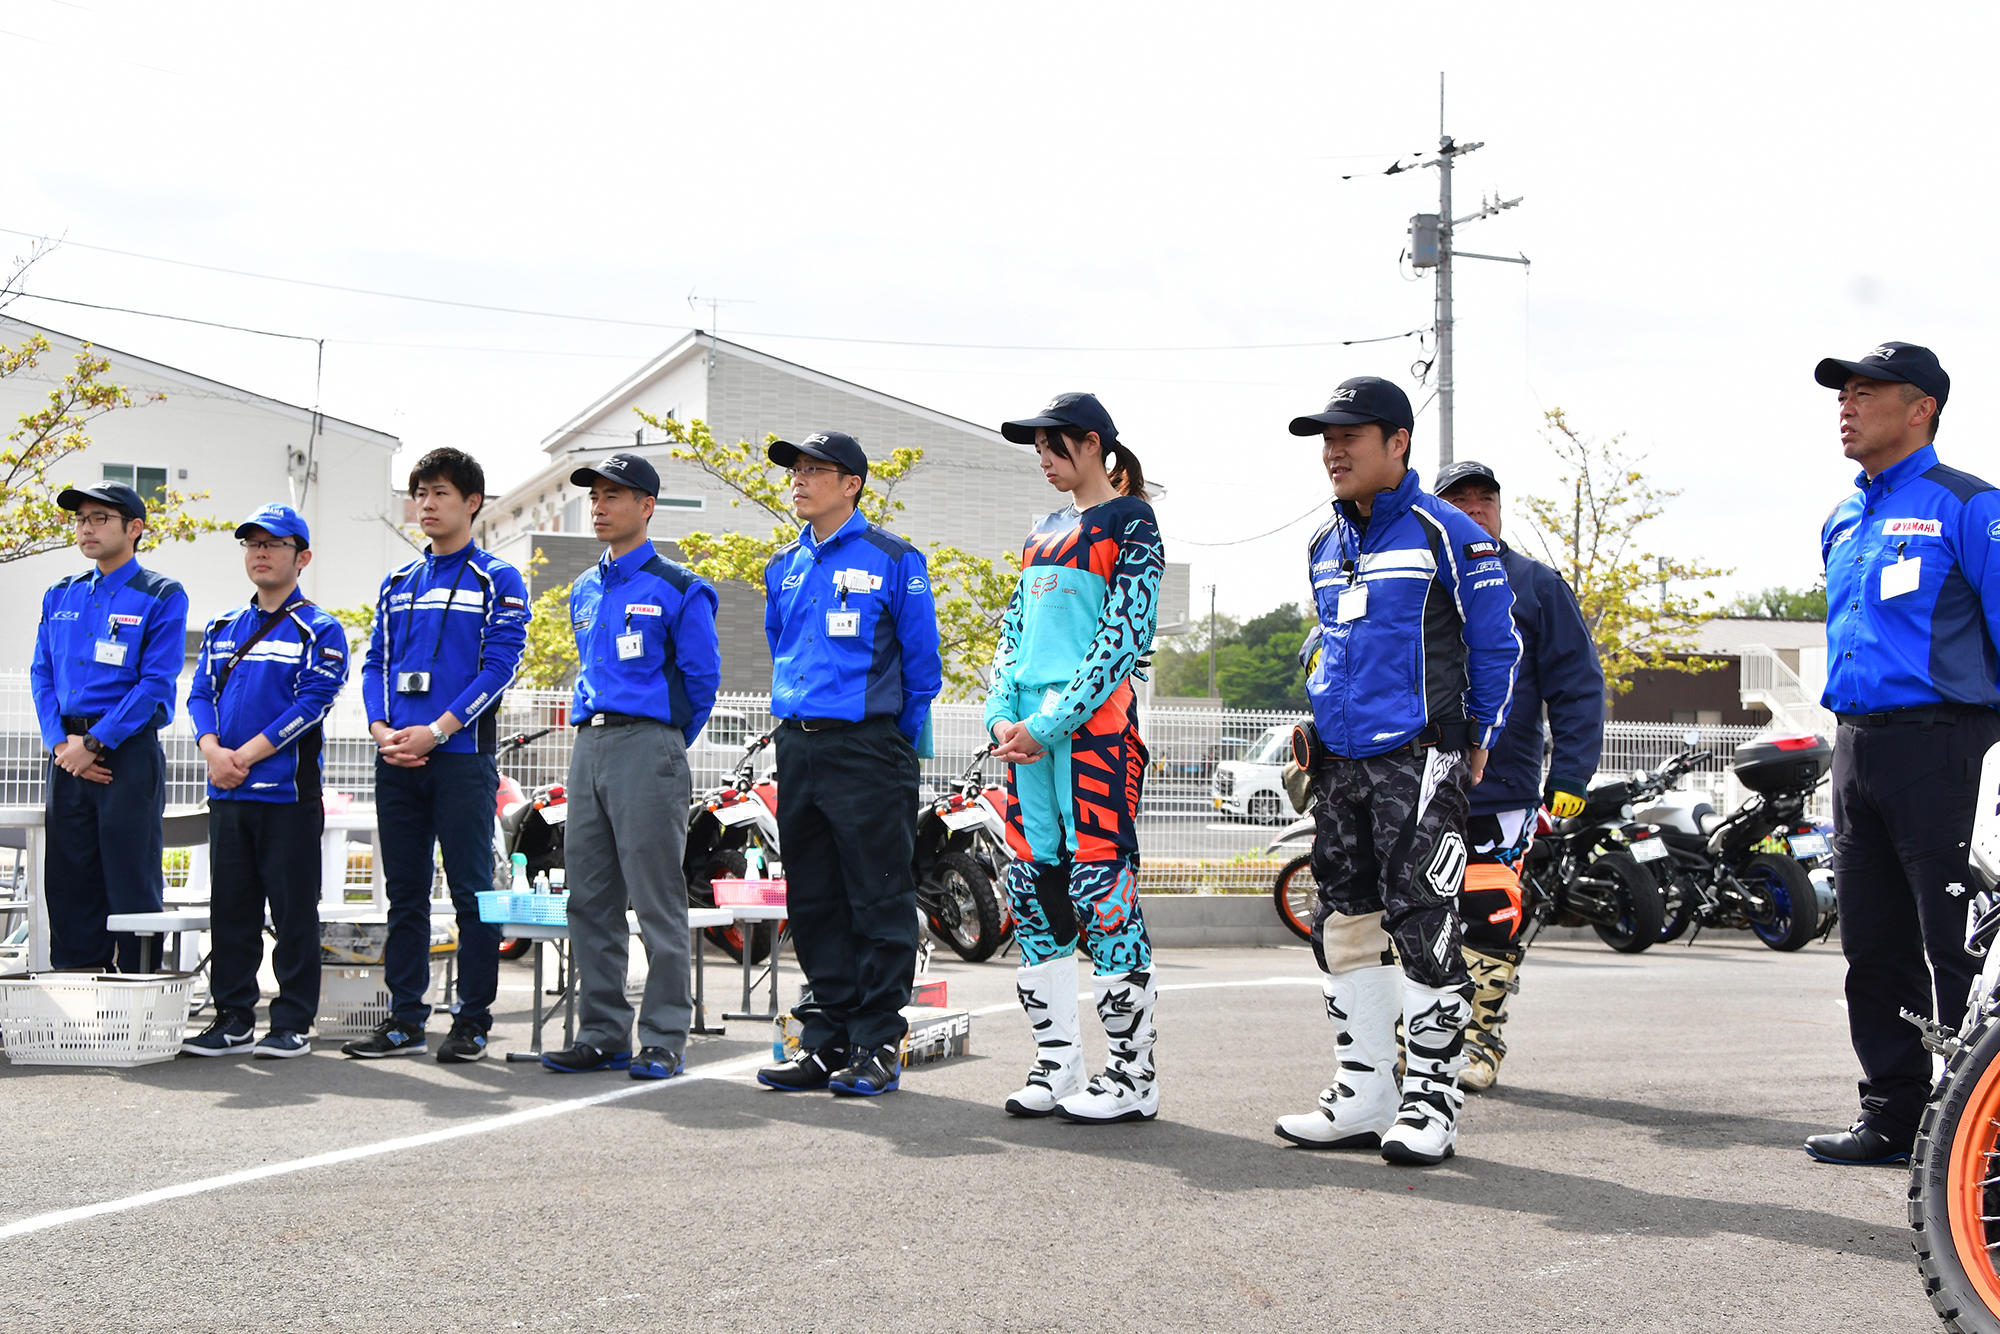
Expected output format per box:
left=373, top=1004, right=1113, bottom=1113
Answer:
left=1911, top=741, right=2000, bottom=1330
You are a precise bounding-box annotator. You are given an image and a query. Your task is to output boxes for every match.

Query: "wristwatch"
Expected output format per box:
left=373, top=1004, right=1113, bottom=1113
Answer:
left=82, top=735, right=106, bottom=756
left=429, top=723, right=449, bottom=749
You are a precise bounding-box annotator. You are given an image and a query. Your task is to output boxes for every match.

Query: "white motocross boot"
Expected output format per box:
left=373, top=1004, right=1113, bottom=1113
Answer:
left=1379, top=976, right=1474, bottom=1166
left=1274, top=965, right=1402, bottom=1149
left=1054, top=969, right=1158, bottom=1124
left=1003, top=953, right=1085, bottom=1117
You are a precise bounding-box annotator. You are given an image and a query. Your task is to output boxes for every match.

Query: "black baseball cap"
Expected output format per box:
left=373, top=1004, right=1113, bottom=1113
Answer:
left=1000, top=392, right=1119, bottom=447
left=1289, top=376, right=1416, bottom=436
left=1813, top=341, right=1950, bottom=409
left=767, top=430, right=868, bottom=478
left=570, top=451, right=660, bottom=497
left=1433, top=460, right=1501, bottom=495
left=57, top=482, right=146, bottom=521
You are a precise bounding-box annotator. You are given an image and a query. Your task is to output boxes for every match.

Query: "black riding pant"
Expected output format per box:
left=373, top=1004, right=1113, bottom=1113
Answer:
left=208, top=797, right=323, bottom=1034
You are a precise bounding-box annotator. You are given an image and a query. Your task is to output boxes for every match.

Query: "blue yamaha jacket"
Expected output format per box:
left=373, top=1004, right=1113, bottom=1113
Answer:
left=763, top=510, right=943, bottom=743
left=1822, top=443, right=2000, bottom=714
left=361, top=543, right=530, bottom=753
left=569, top=541, right=721, bottom=739
left=31, top=558, right=189, bottom=750
left=187, top=594, right=350, bottom=803
left=1303, top=469, right=1522, bottom=759
left=1471, top=544, right=1605, bottom=817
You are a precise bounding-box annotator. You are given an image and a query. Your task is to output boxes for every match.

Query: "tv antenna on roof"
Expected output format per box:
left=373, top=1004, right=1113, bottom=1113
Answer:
left=687, top=289, right=756, bottom=335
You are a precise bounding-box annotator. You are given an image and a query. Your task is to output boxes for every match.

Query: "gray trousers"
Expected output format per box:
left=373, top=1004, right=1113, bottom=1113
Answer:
left=566, top=720, right=694, bottom=1051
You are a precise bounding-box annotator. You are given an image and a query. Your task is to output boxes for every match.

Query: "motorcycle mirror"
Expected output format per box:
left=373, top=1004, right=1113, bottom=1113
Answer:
left=1683, top=728, right=1701, bottom=748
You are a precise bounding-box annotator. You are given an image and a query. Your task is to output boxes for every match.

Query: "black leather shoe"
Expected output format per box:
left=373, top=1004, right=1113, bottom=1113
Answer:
left=1804, top=1122, right=1914, bottom=1165
left=757, top=1047, right=849, bottom=1091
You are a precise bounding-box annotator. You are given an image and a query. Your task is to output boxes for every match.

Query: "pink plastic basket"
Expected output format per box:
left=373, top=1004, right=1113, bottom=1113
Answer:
left=710, top=878, right=787, bottom=907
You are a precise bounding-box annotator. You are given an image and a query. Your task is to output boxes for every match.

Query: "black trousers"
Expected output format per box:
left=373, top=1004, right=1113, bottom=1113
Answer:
left=209, top=798, right=324, bottom=1035
left=44, top=731, right=165, bottom=972
left=1831, top=707, right=2000, bottom=1139
left=774, top=717, right=920, bottom=1052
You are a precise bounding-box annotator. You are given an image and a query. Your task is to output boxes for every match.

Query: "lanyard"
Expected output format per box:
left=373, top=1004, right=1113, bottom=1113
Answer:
left=216, top=594, right=310, bottom=695
left=400, top=555, right=471, bottom=666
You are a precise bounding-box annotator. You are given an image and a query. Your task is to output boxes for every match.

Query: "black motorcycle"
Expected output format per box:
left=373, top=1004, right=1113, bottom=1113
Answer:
left=1518, top=772, right=1669, bottom=954
left=1636, top=732, right=1827, bottom=952
left=912, top=747, right=1014, bottom=963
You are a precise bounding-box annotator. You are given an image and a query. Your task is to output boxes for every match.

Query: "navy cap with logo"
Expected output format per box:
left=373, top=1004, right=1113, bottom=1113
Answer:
left=570, top=451, right=661, bottom=497
left=767, top=430, right=869, bottom=478
left=233, top=502, right=311, bottom=548
left=1000, top=392, right=1119, bottom=447
left=1288, top=376, right=1416, bottom=437
left=1432, top=460, right=1501, bottom=496
left=1813, top=341, right=1950, bottom=409
left=57, top=482, right=146, bottom=522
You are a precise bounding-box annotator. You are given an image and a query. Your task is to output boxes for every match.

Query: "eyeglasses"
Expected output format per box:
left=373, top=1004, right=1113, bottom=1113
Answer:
left=239, top=539, right=301, bottom=554
left=788, top=464, right=842, bottom=481
left=72, top=511, right=127, bottom=528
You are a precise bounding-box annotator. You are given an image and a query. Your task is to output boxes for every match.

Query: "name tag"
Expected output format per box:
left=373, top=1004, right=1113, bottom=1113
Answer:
left=1336, top=584, right=1369, bottom=623
left=827, top=612, right=860, bottom=637
left=95, top=639, right=128, bottom=666
left=1881, top=556, right=1921, bottom=601
left=1041, top=687, right=1062, bottom=715
left=616, top=632, right=644, bottom=660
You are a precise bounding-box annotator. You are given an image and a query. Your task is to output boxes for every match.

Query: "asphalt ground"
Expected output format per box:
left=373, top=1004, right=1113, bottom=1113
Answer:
left=0, top=936, right=1932, bottom=1332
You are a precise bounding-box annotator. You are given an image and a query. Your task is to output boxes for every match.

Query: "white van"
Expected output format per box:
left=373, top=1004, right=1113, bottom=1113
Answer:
left=1211, top=723, right=1294, bottom=824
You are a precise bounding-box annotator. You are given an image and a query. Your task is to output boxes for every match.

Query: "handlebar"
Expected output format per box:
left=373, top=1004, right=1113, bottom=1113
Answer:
left=497, top=727, right=556, bottom=754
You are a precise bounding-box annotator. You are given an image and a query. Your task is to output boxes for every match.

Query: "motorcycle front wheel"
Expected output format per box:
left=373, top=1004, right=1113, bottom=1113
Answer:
left=1744, top=853, right=1819, bottom=952
left=1912, top=1011, right=2000, bottom=1333
left=1272, top=854, right=1315, bottom=943
left=1585, top=851, right=1664, bottom=954
left=926, top=851, right=1004, bottom=963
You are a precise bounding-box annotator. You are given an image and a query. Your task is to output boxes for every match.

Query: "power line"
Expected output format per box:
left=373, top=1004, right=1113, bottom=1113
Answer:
left=1165, top=498, right=1327, bottom=549
left=1, top=290, right=321, bottom=343
left=0, top=226, right=1426, bottom=354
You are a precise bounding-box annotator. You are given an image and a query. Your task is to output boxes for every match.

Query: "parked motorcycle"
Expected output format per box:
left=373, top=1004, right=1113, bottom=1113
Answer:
left=492, top=728, right=567, bottom=961
left=912, top=747, right=1014, bottom=962
left=1909, top=742, right=2000, bottom=1332
left=1638, top=732, right=1828, bottom=952
left=683, top=732, right=783, bottom=965
left=1518, top=770, right=1668, bottom=953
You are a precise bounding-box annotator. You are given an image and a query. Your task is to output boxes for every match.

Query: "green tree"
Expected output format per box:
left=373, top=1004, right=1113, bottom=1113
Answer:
left=1725, top=583, right=1828, bottom=620
left=1150, top=611, right=1242, bottom=699
left=635, top=409, right=1018, bottom=700
left=1150, top=603, right=1314, bottom=711
left=1518, top=407, right=1729, bottom=694
left=0, top=330, right=228, bottom=561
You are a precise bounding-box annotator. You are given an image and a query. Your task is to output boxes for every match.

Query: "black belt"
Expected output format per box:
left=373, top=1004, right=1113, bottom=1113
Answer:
left=1836, top=703, right=1997, bottom=728
left=1327, top=719, right=1473, bottom=763
left=779, top=715, right=888, bottom=733
left=60, top=714, right=102, bottom=734
left=575, top=712, right=658, bottom=730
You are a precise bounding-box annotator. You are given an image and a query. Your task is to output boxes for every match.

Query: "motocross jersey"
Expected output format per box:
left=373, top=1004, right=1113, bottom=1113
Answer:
left=982, top=495, right=1166, bottom=750
left=1303, top=469, right=1521, bottom=759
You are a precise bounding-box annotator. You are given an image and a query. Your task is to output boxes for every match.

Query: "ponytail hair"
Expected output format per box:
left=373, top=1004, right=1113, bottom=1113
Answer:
left=1049, top=429, right=1149, bottom=500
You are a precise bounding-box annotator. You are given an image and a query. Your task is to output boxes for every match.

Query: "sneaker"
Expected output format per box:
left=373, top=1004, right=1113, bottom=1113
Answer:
left=252, top=1030, right=312, bottom=1060
left=341, top=1017, right=428, bottom=1059
left=181, top=1012, right=255, bottom=1057
left=540, top=1041, right=631, bottom=1073
left=757, top=1047, right=851, bottom=1091
left=436, top=1019, right=490, bottom=1065
left=629, top=1047, right=684, bottom=1081
left=828, top=1044, right=901, bottom=1097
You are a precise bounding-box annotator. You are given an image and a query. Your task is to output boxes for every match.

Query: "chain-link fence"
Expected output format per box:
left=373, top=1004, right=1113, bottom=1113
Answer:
left=0, top=671, right=1830, bottom=891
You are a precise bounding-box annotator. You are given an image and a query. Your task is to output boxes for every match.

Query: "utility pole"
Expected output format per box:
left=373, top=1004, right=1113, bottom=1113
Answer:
left=1205, top=584, right=1218, bottom=700
left=1406, top=75, right=1529, bottom=470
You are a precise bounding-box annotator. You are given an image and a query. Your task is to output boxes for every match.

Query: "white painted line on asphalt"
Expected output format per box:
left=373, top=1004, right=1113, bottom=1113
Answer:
left=0, top=973, right=1319, bottom=1242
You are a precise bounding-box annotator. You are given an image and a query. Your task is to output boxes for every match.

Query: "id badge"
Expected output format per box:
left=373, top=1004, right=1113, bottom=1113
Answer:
left=827, top=611, right=860, bottom=637
left=94, top=639, right=128, bottom=667
left=1336, top=584, right=1369, bottom=623
left=1881, top=556, right=1921, bottom=601
left=616, top=632, right=644, bottom=661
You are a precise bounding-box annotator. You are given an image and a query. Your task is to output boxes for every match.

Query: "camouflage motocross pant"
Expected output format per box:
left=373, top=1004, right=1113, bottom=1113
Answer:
left=1309, top=743, right=1473, bottom=989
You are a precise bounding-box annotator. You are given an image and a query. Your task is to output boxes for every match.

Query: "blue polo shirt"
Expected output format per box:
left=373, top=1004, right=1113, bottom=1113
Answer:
left=30, top=557, right=189, bottom=750
left=569, top=541, right=721, bottom=739
left=763, top=510, right=942, bottom=742
left=1822, top=442, right=2000, bottom=714
left=187, top=593, right=351, bottom=803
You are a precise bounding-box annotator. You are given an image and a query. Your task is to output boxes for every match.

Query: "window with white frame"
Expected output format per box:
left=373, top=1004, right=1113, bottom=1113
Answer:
left=102, top=463, right=167, bottom=504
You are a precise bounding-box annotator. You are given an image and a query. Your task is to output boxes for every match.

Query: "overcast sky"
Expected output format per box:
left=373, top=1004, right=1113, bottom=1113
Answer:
left=7, top=1, right=1995, bottom=619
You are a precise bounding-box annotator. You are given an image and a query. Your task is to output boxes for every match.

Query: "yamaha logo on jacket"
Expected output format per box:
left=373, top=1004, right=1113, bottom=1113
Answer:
left=188, top=596, right=350, bottom=803
left=1304, top=469, right=1523, bottom=760
left=360, top=543, right=530, bottom=753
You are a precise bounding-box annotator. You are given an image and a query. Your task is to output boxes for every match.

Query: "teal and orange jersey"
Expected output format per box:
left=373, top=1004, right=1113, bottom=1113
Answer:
left=983, top=495, right=1165, bottom=751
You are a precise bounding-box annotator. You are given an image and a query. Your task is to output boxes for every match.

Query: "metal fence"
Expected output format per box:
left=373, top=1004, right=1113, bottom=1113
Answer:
left=0, top=671, right=1831, bottom=878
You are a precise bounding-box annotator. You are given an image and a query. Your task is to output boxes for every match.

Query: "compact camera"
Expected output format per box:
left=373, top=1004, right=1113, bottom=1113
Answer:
left=395, top=671, right=432, bottom=695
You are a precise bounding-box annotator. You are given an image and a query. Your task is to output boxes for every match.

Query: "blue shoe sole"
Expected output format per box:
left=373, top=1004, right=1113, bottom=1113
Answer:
left=629, top=1060, right=683, bottom=1081
left=540, top=1053, right=632, bottom=1073
left=828, top=1076, right=900, bottom=1097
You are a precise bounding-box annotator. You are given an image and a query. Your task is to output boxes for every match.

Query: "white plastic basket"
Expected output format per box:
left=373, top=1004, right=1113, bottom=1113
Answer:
left=316, top=959, right=449, bottom=1039
left=0, top=971, right=202, bottom=1067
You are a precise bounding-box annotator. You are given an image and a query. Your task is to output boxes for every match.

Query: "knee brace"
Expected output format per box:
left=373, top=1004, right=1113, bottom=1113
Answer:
left=1004, top=859, right=1077, bottom=967
left=1072, top=859, right=1150, bottom=974
left=1460, top=861, right=1526, bottom=951
left=1317, top=908, right=1396, bottom=972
